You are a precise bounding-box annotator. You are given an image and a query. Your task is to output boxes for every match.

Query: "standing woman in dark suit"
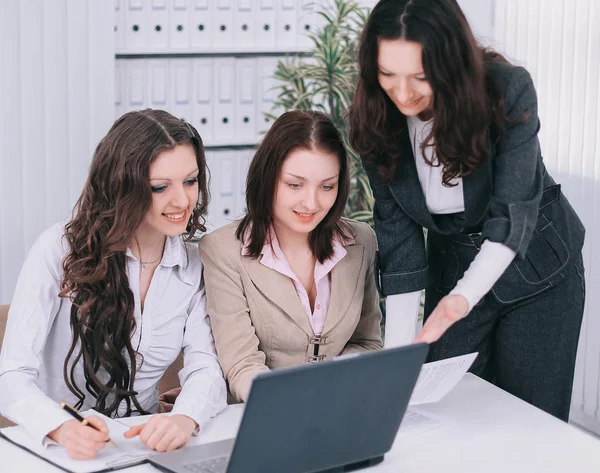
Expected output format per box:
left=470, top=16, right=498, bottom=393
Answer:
left=349, top=0, right=585, bottom=421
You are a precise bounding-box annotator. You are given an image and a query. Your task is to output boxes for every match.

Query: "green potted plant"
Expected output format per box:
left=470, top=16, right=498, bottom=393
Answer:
left=266, top=0, right=374, bottom=225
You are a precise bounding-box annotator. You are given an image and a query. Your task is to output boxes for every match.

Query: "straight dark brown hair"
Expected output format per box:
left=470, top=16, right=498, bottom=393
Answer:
left=237, top=110, right=351, bottom=263
left=348, top=0, right=510, bottom=185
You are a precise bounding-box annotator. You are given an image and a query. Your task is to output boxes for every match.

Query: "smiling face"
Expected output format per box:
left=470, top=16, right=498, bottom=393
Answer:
left=377, top=38, right=434, bottom=118
left=136, top=143, right=199, bottom=241
left=272, top=147, right=340, bottom=239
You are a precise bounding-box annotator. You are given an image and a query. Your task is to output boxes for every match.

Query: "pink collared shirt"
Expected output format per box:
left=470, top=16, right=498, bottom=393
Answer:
left=244, top=230, right=349, bottom=335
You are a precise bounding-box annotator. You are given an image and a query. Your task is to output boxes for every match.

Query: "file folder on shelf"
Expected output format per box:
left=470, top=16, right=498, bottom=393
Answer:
left=276, top=0, right=298, bottom=50
left=124, top=0, right=146, bottom=51
left=256, top=0, right=276, bottom=50
left=192, top=58, right=214, bottom=143
left=235, top=58, right=258, bottom=143
left=169, top=0, right=191, bottom=49
left=148, top=0, right=169, bottom=50
left=213, top=0, right=234, bottom=49
left=170, top=59, right=193, bottom=122
left=213, top=58, right=236, bottom=144
left=233, top=0, right=256, bottom=50
left=191, top=0, right=211, bottom=50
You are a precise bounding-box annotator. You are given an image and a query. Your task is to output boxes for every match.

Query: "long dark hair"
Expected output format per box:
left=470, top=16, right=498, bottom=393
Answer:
left=58, top=109, right=209, bottom=417
left=237, top=110, right=351, bottom=263
left=348, top=0, right=509, bottom=185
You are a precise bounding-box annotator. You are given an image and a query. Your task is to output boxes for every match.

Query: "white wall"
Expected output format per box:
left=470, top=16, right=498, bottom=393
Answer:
left=490, top=0, right=600, bottom=435
left=0, top=0, right=115, bottom=304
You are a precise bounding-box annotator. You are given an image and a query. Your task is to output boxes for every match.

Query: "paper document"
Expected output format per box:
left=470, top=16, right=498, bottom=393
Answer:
left=409, top=352, right=478, bottom=405
left=396, top=407, right=442, bottom=438
left=0, top=410, right=155, bottom=473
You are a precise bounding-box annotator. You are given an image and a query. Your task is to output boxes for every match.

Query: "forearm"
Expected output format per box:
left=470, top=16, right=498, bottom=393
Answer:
left=449, top=240, right=516, bottom=312
left=0, top=371, right=72, bottom=445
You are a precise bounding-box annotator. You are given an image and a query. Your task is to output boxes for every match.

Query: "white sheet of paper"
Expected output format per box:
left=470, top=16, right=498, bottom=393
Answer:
left=2, top=410, right=154, bottom=473
left=409, top=352, right=478, bottom=405
left=396, top=407, right=442, bottom=438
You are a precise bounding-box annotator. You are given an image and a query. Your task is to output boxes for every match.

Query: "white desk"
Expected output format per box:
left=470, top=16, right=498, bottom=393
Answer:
left=3, top=374, right=600, bottom=472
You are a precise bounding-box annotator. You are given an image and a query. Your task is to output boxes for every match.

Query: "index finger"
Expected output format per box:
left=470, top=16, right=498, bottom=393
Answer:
left=124, top=423, right=147, bottom=439
left=85, top=415, right=109, bottom=434
left=76, top=421, right=110, bottom=443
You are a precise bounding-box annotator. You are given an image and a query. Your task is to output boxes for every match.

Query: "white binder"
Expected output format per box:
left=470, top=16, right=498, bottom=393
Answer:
left=235, top=148, right=253, bottom=219
left=206, top=150, right=238, bottom=230
left=235, top=58, right=258, bottom=143
left=213, top=0, right=234, bottom=50
left=114, top=0, right=125, bottom=51
left=124, top=0, right=146, bottom=51
left=191, top=0, right=211, bottom=50
left=170, top=59, right=193, bottom=122
left=213, top=58, right=236, bottom=144
left=256, top=0, right=276, bottom=50
left=147, top=0, right=168, bottom=50
left=170, top=0, right=191, bottom=49
left=233, top=0, right=255, bottom=50
left=124, top=60, right=147, bottom=112
left=147, top=59, right=169, bottom=110
left=297, top=0, right=320, bottom=51
left=115, top=60, right=124, bottom=119
left=257, top=57, right=280, bottom=136
left=192, top=58, right=214, bottom=144
left=276, top=0, right=297, bottom=50
left=217, top=150, right=238, bottom=227
left=204, top=150, right=219, bottom=231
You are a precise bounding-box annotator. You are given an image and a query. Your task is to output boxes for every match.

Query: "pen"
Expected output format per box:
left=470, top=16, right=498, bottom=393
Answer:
left=59, top=402, right=118, bottom=447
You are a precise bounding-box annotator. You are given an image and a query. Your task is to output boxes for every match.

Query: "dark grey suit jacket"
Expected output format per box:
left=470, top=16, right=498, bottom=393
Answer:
left=364, top=61, right=585, bottom=303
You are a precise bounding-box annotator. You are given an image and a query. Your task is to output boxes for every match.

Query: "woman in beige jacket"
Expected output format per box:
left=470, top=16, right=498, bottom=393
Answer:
left=199, top=110, right=383, bottom=403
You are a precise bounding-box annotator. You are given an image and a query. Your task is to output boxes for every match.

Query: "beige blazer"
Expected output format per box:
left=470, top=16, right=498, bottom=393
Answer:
left=199, top=219, right=383, bottom=403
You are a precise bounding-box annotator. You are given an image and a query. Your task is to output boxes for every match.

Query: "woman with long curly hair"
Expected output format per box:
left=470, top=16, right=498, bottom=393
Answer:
left=348, top=0, right=585, bottom=421
left=0, top=109, right=226, bottom=458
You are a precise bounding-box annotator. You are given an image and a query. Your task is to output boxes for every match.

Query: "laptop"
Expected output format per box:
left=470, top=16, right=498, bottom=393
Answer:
left=150, top=343, right=428, bottom=473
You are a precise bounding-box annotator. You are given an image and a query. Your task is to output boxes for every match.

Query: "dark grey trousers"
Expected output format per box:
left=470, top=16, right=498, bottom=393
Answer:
left=424, top=254, right=586, bottom=422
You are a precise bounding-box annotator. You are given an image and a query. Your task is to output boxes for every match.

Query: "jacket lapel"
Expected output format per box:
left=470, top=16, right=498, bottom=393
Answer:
left=462, top=133, right=493, bottom=228
left=322, top=243, right=364, bottom=334
left=389, top=128, right=438, bottom=230
left=389, top=128, right=494, bottom=231
left=240, top=256, right=314, bottom=336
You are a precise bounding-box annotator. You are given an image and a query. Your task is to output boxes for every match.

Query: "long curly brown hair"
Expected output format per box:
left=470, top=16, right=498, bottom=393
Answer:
left=348, top=0, right=511, bottom=186
left=58, top=109, right=209, bottom=417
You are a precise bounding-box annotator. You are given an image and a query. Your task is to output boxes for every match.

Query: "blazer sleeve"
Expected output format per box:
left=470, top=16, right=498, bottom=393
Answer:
left=481, top=66, right=544, bottom=258
left=198, top=234, right=269, bottom=403
left=363, top=162, right=428, bottom=296
left=342, top=224, right=384, bottom=355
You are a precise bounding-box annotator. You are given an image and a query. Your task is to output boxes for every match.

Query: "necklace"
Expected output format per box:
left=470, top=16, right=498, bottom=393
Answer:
left=140, top=254, right=162, bottom=272
left=133, top=236, right=165, bottom=273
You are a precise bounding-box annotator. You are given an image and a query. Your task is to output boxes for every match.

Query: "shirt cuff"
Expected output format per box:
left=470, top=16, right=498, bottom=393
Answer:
left=384, top=291, right=421, bottom=348
left=3, top=394, right=74, bottom=447
left=449, top=240, right=516, bottom=312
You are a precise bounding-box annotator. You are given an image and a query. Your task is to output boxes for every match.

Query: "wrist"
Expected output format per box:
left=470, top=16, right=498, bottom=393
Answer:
left=449, top=294, right=469, bottom=317
left=171, top=414, right=199, bottom=436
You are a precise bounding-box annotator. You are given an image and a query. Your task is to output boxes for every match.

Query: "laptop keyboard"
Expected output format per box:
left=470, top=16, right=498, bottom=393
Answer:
left=183, top=455, right=229, bottom=473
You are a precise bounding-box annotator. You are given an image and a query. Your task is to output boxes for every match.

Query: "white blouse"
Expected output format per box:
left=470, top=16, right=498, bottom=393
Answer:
left=0, top=223, right=227, bottom=445
left=384, top=117, right=517, bottom=348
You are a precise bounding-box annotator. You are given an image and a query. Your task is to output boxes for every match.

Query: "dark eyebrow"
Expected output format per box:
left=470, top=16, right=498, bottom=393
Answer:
left=285, top=173, right=339, bottom=182
left=378, top=66, right=426, bottom=77
left=150, top=168, right=199, bottom=182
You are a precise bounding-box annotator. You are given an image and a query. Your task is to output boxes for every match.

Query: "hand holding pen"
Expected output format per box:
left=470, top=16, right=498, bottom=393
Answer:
left=46, top=403, right=115, bottom=460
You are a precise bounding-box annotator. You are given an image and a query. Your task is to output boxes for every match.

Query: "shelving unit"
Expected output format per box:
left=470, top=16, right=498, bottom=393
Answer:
left=114, top=0, right=327, bottom=230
